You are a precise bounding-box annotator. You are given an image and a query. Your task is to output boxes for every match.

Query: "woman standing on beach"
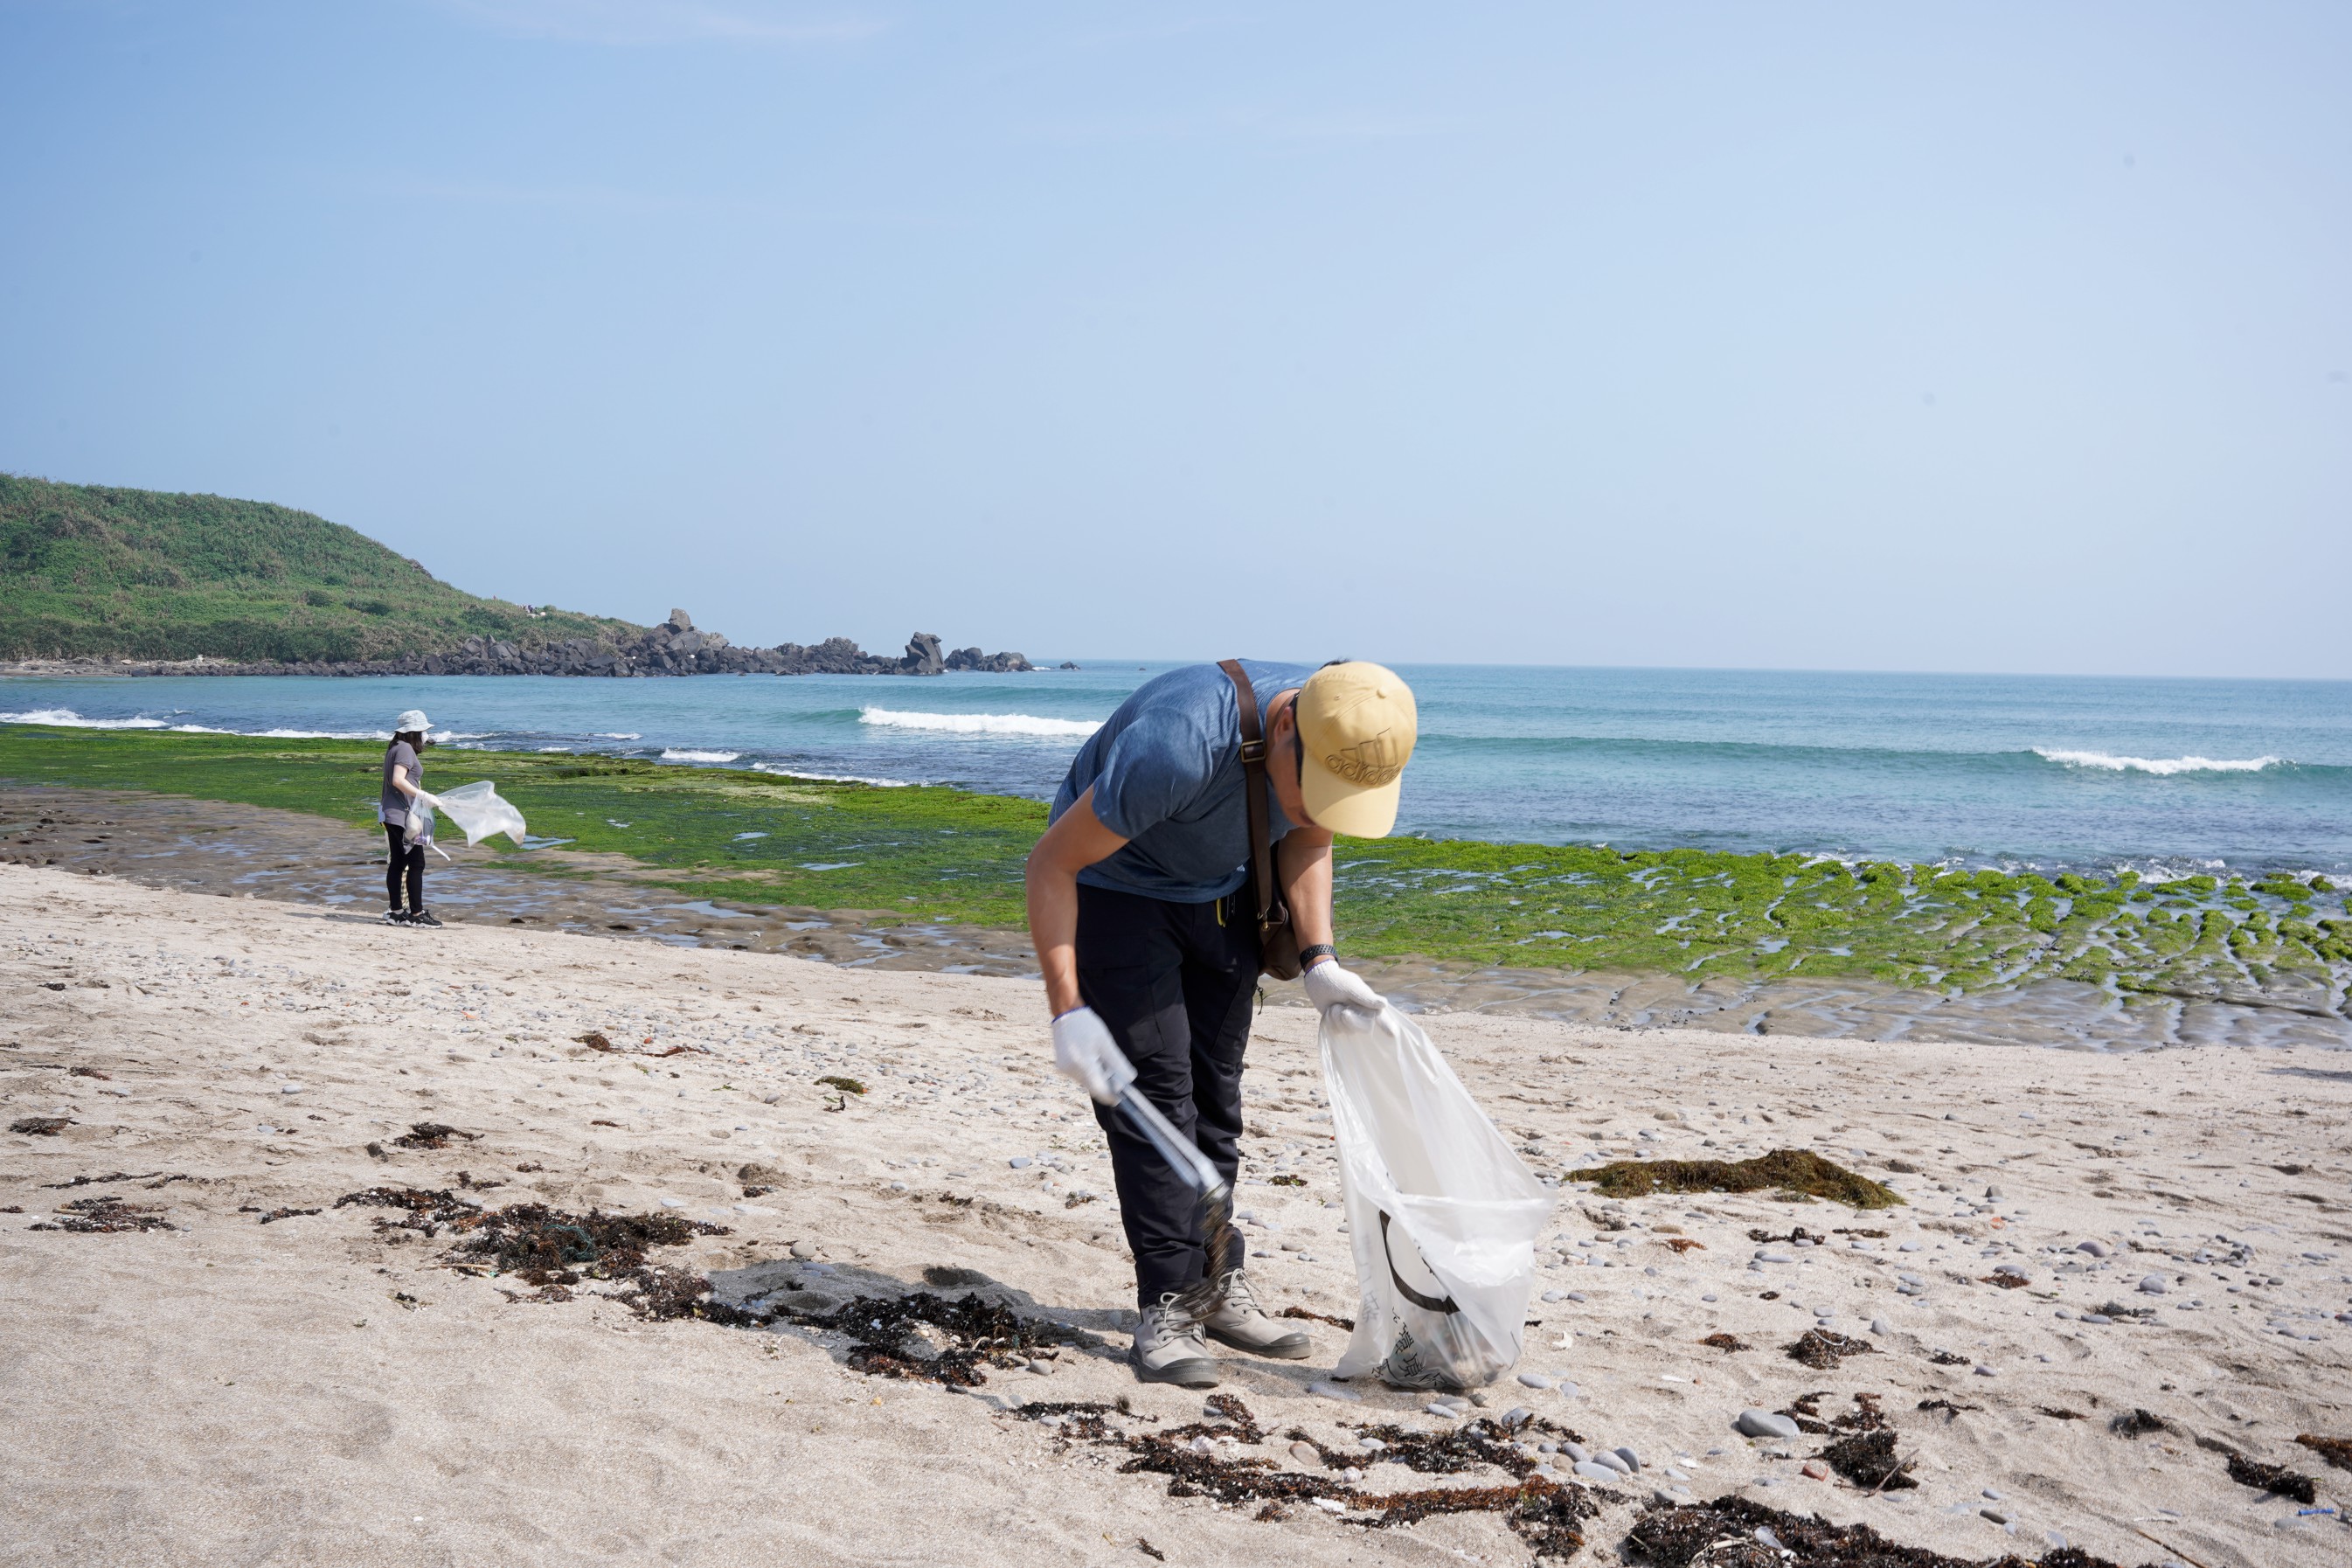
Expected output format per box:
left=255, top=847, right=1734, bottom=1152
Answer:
left=379, top=709, right=443, bottom=928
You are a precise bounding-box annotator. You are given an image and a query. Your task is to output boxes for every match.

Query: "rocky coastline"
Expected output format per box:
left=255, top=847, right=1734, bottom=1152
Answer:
left=0, top=612, right=1035, bottom=680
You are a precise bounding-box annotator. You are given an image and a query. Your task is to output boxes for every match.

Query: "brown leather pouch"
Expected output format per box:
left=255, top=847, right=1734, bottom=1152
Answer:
left=1219, top=659, right=1301, bottom=981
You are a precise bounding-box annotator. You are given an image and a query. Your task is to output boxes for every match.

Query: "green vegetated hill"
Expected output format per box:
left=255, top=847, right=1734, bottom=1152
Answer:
left=0, top=474, right=637, bottom=662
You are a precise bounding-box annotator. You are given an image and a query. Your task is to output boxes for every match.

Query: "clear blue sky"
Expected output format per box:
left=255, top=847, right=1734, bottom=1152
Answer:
left=3, top=3, right=2346, bottom=676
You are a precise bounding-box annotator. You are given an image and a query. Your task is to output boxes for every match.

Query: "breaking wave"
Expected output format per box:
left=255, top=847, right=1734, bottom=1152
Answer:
left=660, top=748, right=740, bottom=763
left=753, top=763, right=912, bottom=787
left=2034, top=748, right=2283, bottom=776
left=0, top=707, right=169, bottom=730
left=859, top=706, right=1100, bottom=738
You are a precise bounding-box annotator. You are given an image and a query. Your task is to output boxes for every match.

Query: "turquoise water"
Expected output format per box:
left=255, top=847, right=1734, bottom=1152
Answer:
left=4, top=665, right=2348, bottom=874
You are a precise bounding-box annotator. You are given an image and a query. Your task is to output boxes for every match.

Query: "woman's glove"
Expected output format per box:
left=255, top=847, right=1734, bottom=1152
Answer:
left=1303, top=958, right=1383, bottom=1020
left=1051, top=1006, right=1137, bottom=1105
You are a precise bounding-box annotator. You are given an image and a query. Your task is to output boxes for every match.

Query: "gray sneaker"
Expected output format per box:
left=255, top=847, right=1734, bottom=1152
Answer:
left=1129, top=1293, right=1219, bottom=1387
left=1201, top=1269, right=1312, bottom=1359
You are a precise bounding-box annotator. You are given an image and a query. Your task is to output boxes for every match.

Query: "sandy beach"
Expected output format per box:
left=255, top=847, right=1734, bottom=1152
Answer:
left=4, top=862, right=2349, bottom=1566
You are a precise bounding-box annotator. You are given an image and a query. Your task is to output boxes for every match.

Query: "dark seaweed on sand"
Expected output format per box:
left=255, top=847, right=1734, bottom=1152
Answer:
left=2224, top=1452, right=2316, bottom=1505
left=391, top=1122, right=478, bottom=1150
left=1280, top=1305, right=1356, bottom=1331
left=333, top=1186, right=746, bottom=1321
left=1780, top=1391, right=1884, bottom=1440
left=1787, top=1329, right=1876, bottom=1370
left=10, top=1116, right=71, bottom=1136
left=1565, top=1149, right=1903, bottom=1209
left=1819, top=1429, right=1917, bottom=1490
left=1016, top=1394, right=1599, bottom=1560
left=39, top=1170, right=175, bottom=1189
left=30, top=1196, right=177, bottom=1232
left=1624, top=1496, right=2157, bottom=1567
left=815, top=1289, right=1064, bottom=1384
left=2298, top=1433, right=2352, bottom=1472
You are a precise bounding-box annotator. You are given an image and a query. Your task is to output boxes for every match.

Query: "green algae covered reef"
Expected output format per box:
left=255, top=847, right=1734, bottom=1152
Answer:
left=3, top=725, right=2348, bottom=1015
left=1328, top=836, right=2352, bottom=1005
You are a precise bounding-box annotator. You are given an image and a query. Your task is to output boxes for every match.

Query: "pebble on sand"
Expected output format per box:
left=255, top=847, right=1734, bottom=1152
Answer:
left=1737, top=1409, right=1802, bottom=1440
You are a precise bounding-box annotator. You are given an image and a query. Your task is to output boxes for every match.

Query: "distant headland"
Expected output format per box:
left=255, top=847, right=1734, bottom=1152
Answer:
left=0, top=475, right=1030, bottom=678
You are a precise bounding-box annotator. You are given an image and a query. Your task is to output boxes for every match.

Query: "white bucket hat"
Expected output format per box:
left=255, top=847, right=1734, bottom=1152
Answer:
left=394, top=710, right=431, bottom=732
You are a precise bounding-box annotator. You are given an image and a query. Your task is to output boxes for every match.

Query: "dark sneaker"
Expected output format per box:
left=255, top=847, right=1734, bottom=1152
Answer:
left=406, top=910, right=445, bottom=928
left=1201, top=1269, right=1312, bottom=1359
left=1129, top=1293, right=1219, bottom=1387
left=381, top=909, right=411, bottom=926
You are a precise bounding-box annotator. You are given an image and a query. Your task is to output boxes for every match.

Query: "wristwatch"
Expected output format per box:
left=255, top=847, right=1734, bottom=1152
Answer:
left=1298, top=943, right=1338, bottom=968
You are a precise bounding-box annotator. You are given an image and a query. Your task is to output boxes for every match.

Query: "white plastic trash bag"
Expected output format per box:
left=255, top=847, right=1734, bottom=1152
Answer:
left=1323, top=1003, right=1553, bottom=1391
left=418, top=781, right=527, bottom=847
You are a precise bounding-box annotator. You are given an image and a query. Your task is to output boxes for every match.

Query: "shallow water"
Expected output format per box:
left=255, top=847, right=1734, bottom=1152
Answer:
left=5, top=665, right=2349, bottom=873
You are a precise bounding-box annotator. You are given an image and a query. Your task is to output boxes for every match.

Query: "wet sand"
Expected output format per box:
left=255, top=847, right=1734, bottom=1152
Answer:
left=4, top=785, right=2344, bottom=1051
left=3, top=864, right=2348, bottom=1566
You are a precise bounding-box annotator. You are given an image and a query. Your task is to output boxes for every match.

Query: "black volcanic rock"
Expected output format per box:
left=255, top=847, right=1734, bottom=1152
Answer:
left=100, top=615, right=1035, bottom=679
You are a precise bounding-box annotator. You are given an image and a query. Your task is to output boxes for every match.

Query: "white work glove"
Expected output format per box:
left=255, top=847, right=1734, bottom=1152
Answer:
left=1303, top=958, right=1383, bottom=1021
left=1051, top=1006, right=1137, bottom=1105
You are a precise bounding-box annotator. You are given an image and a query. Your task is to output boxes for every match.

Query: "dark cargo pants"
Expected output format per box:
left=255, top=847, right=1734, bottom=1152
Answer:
left=1076, top=880, right=1260, bottom=1308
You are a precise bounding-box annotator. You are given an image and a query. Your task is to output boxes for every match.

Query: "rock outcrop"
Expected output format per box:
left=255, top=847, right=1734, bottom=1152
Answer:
left=51, top=612, right=1033, bottom=680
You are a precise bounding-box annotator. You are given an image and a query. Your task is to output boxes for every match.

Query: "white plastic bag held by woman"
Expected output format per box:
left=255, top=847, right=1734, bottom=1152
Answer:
left=412, top=781, right=528, bottom=848
left=1323, top=1003, right=1552, bottom=1390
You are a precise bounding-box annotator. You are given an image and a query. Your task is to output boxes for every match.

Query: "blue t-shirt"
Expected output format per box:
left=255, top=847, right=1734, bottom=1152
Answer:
left=1051, top=659, right=1313, bottom=902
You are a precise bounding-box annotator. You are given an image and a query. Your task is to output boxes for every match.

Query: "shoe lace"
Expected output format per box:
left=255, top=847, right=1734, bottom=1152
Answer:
left=1218, top=1268, right=1264, bottom=1317
left=1147, top=1293, right=1198, bottom=1336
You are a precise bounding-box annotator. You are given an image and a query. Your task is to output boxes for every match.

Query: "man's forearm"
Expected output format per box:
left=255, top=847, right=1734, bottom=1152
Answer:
left=1027, top=864, right=1085, bottom=1017
left=1023, top=787, right=1131, bottom=1019
left=1278, top=831, right=1337, bottom=955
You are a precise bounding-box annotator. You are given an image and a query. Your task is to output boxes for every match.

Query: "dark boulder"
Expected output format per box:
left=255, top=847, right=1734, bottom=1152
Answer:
left=903, top=633, right=947, bottom=676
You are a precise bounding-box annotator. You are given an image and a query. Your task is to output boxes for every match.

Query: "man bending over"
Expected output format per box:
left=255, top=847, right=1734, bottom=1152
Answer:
left=1025, top=658, right=1417, bottom=1387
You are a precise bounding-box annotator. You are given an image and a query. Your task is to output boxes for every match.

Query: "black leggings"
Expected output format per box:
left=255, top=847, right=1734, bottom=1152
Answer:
left=1077, top=879, right=1262, bottom=1308
left=384, top=822, right=425, bottom=912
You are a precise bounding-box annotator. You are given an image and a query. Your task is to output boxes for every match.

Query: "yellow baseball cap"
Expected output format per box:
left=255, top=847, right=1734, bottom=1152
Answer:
left=1296, top=661, right=1417, bottom=837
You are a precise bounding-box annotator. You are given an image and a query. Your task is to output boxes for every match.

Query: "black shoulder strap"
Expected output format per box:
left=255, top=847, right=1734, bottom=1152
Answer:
left=1218, top=659, right=1279, bottom=927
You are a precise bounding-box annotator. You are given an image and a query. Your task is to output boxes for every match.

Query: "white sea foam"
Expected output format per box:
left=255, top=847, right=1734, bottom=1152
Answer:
left=859, top=706, right=1100, bottom=738
left=2, top=707, right=424, bottom=741
left=2035, top=748, right=2281, bottom=776
left=661, top=748, right=741, bottom=763
left=0, top=708, right=169, bottom=729
left=595, top=732, right=642, bottom=740
left=251, top=727, right=392, bottom=740
left=752, top=763, right=912, bottom=788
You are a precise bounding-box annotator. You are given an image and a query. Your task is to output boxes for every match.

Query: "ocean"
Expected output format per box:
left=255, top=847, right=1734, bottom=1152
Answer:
left=4, top=664, right=2349, bottom=875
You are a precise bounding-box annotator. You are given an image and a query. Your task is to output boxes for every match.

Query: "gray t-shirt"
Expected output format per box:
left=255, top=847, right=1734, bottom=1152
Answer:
left=380, top=740, right=421, bottom=827
left=1050, top=659, right=1310, bottom=902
